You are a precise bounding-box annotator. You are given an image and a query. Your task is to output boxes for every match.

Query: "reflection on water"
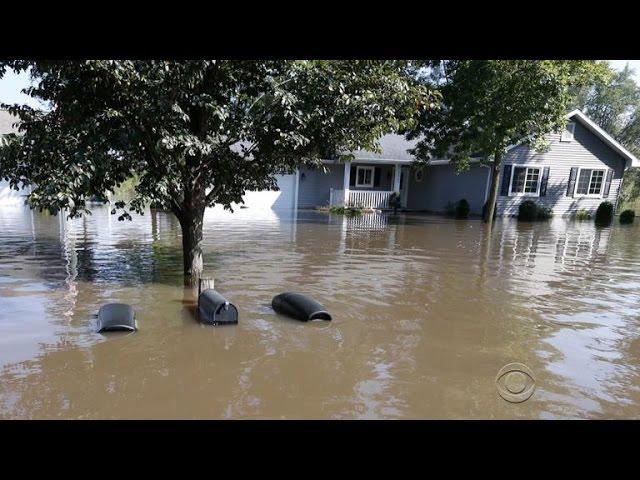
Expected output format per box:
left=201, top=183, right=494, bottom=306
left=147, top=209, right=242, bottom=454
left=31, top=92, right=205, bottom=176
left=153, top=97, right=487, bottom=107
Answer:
left=1, top=203, right=640, bottom=419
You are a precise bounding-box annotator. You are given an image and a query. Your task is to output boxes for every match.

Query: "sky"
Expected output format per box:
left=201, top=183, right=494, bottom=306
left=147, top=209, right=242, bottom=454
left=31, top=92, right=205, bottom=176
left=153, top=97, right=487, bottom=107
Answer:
left=2, top=61, right=640, bottom=108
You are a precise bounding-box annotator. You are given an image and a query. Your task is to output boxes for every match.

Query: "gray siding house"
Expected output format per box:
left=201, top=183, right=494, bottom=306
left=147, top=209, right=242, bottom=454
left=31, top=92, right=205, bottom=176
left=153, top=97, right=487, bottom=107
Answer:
left=496, top=110, right=638, bottom=216
left=253, top=109, right=638, bottom=217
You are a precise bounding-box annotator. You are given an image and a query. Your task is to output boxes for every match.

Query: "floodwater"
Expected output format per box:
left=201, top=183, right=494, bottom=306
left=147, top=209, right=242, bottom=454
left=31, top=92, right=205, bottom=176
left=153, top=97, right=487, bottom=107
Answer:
left=1, top=203, right=640, bottom=419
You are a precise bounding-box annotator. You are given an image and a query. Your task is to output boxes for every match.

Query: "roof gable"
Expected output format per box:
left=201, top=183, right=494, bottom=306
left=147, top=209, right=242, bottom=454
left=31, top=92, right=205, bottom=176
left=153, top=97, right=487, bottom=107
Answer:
left=566, top=109, right=639, bottom=168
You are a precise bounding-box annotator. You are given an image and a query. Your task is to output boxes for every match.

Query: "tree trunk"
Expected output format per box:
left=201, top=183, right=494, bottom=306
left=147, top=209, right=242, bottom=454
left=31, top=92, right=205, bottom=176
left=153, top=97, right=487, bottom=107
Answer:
left=483, top=154, right=502, bottom=229
left=178, top=209, right=205, bottom=286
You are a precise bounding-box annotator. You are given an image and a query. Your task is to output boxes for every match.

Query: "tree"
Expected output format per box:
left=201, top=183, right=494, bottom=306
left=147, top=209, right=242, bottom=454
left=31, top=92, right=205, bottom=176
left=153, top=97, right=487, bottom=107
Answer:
left=405, top=60, right=608, bottom=228
left=0, top=60, right=436, bottom=284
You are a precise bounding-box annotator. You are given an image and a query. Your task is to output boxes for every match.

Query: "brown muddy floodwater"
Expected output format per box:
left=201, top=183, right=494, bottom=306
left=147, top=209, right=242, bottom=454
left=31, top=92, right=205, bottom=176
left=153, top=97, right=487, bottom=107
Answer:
left=1, top=204, right=640, bottom=419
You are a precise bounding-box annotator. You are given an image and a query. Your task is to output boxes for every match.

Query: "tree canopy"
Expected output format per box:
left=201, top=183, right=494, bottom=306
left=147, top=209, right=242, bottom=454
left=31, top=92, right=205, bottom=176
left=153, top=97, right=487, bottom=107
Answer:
left=0, top=60, right=436, bottom=281
left=572, top=62, right=640, bottom=154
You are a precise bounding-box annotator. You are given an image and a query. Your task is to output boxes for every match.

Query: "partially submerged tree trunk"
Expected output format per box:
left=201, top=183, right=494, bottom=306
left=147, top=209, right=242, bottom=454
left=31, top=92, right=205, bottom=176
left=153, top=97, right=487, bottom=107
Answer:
left=483, top=152, right=502, bottom=230
left=177, top=208, right=205, bottom=286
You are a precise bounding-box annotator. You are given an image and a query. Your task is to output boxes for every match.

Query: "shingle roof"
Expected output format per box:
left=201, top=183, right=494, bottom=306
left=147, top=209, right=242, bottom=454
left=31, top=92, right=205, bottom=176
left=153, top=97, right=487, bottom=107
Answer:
left=351, top=134, right=419, bottom=162
left=0, top=110, right=20, bottom=135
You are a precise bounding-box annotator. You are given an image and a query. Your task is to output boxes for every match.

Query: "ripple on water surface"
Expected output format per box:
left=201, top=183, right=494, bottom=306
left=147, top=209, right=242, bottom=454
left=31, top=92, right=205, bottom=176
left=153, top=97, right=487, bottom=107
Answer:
left=1, top=204, right=640, bottom=419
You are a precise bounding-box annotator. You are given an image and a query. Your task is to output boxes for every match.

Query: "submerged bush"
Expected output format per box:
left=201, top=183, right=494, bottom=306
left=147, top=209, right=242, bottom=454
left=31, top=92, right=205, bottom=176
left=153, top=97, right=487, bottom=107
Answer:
left=455, top=199, right=470, bottom=219
left=537, top=206, right=553, bottom=219
left=595, top=201, right=614, bottom=226
left=620, top=209, right=636, bottom=224
left=518, top=200, right=539, bottom=221
left=575, top=209, right=592, bottom=221
left=389, top=192, right=401, bottom=210
left=329, top=205, right=362, bottom=216
left=518, top=200, right=552, bottom=221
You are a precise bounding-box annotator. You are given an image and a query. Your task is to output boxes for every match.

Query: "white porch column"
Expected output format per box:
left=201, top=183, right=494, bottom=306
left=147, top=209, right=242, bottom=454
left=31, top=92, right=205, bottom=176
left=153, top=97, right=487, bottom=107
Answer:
left=343, top=161, right=351, bottom=205
left=393, top=163, right=402, bottom=193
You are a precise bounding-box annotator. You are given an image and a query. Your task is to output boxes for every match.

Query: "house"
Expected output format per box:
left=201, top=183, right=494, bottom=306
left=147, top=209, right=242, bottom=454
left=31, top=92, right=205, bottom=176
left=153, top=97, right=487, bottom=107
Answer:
left=240, top=109, right=640, bottom=217
left=495, top=109, right=640, bottom=216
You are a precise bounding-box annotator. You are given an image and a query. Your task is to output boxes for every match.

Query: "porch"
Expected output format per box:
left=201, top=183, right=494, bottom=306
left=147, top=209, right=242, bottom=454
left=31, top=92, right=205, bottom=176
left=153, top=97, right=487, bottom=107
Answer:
left=327, top=161, right=410, bottom=209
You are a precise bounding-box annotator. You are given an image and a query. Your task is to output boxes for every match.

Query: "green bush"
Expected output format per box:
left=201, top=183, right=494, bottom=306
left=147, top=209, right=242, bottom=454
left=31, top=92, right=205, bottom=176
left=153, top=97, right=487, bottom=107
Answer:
left=518, top=200, right=539, bottom=221
left=595, top=201, right=614, bottom=226
left=537, top=206, right=553, bottom=219
left=455, top=199, right=470, bottom=219
left=575, top=209, right=592, bottom=221
left=620, top=209, right=635, bottom=224
left=329, top=205, right=362, bottom=216
left=518, top=200, right=552, bottom=221
left=389, top=192, right=401, bottom=209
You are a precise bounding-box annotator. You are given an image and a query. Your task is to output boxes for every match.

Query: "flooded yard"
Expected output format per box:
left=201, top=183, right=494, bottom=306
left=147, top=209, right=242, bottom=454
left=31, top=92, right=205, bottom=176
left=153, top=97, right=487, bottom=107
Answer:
left=1, top=204, right=640, bottom=419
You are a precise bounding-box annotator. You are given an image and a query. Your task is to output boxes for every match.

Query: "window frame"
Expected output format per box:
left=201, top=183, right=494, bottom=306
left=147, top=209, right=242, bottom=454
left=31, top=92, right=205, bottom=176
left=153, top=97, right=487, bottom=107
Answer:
left=561, top=122, right=576, bottom=142
left=355, top=165, right=375, bottom=188
left=574, top=167, right=606, bottom=198
left=508, top=164, right=544, bottom=197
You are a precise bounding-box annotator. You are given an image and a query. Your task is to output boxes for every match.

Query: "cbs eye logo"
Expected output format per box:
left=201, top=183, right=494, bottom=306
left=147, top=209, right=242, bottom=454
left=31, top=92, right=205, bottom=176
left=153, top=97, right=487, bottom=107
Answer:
left=496, top=363, right=536, bottom=403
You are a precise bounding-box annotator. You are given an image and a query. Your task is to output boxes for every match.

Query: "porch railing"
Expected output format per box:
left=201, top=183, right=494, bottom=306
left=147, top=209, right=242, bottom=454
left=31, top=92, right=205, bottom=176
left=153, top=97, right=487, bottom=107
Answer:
left=330, top=188, right=394, bottom=209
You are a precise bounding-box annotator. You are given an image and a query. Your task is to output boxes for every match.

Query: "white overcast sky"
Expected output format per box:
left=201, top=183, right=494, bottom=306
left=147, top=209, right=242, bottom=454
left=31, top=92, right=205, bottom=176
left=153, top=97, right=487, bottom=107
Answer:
left=2, top=61, right=640, bottom=108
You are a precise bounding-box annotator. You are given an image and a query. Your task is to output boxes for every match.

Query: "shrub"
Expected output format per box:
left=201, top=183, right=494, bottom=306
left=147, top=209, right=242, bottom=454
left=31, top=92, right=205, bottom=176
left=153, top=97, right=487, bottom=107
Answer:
left=575, top=209, right=592, bottom=221
left=595, top=201, right=614, bottom=226
left=455, top=199, right=470, bottom=219
left=329, top=205, right=362, bottom=216
left=389, top=192, right=401, bottom=209
left=537, top=206, right=553, bottom=220
left=620, top=209, right=635, bottom=224
left=518, top=200, right=552, bottom=221
left=518, top=200, right=539, bottom=221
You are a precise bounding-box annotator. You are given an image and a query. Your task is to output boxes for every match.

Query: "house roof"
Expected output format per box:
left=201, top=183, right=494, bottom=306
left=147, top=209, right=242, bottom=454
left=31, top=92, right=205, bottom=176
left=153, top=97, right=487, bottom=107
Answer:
left=566, top=109, right=640, bottom=169
left=350, top=134, right=419, bottom=163
left=347, top=110, right=640, bottom=169
left=0, top=110, right=20, bottom=135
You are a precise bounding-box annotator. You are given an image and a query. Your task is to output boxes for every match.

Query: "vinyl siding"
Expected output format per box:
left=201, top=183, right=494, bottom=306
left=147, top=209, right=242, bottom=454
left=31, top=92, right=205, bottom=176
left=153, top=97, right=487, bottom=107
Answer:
left=297, top=165, right=344, bottom=208
left=496, top=121, right=627, bottom=216
left=406, top=163, right=489, bottom=215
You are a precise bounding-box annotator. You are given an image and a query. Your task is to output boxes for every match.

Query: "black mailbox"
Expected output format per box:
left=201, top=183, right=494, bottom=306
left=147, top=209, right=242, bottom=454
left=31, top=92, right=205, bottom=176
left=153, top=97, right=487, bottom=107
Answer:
left=97, top=303, right=137, bottom=333
left=198, top=289, right=238, bottom=325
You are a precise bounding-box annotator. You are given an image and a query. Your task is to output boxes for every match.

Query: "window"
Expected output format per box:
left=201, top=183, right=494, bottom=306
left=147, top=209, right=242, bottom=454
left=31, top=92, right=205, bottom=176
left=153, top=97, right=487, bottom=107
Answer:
left=575, top=168, right=605, bottom=196
left=561, top=122, right=575, bottom=142
left=510, top=166, right=541, bottom=196
left=355, top=166, right=375, bottom=187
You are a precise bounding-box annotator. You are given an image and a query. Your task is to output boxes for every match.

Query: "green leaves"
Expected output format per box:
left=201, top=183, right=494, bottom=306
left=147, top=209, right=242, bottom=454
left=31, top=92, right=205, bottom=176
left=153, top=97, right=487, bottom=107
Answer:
left=407, top=60, right=607, bottom=170
left=0, top=60, right=437, bottom=222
